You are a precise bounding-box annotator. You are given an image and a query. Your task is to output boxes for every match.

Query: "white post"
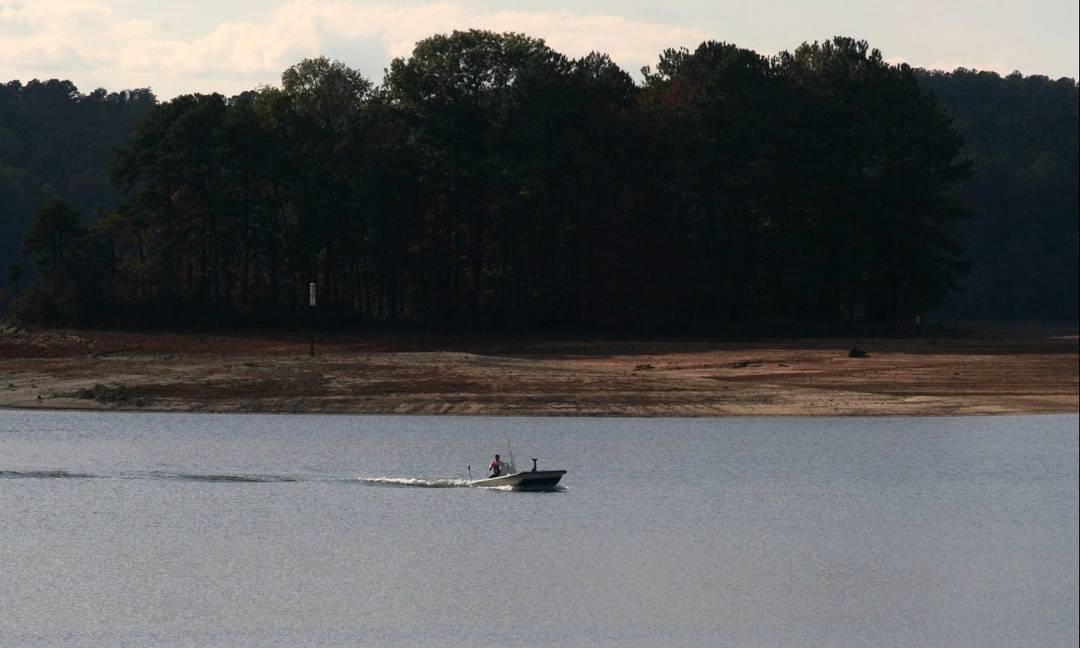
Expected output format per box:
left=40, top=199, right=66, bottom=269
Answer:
left=308, top=282, right=316, bottom=356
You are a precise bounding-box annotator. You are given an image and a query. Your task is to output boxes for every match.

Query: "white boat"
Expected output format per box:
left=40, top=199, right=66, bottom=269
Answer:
left=469, top=458, right=566, bottom=491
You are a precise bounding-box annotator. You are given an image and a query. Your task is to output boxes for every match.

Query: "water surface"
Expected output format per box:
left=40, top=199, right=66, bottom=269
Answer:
left=1, top=411, right=1076, bottom=647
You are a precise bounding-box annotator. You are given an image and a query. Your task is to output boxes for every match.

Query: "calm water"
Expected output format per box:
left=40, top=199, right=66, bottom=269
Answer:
left=1, top=410, right=1076, bottom=647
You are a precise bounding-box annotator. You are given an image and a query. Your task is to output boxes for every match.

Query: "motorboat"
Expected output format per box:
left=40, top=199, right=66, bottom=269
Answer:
left=469, top=458, right=566, bottom=491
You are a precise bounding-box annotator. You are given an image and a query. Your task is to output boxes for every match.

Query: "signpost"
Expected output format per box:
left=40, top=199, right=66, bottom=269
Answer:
left=308, top=282, right=316, bottom=357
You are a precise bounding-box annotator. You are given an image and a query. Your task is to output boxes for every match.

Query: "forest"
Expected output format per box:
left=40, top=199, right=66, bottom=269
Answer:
left=1, top=32, right=1077, bottom=331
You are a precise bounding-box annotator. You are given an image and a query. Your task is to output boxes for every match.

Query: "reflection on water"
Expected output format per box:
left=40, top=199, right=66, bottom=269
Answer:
left=1, top=410, right=1077, bottom=647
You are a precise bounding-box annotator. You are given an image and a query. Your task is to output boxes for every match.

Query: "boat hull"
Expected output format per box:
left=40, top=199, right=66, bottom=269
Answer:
left=469, top=470, right=566, bottom=491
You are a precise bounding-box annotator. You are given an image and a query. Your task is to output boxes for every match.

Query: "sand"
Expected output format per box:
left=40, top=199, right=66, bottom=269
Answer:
left=0, top=327, right=1076, bottom=416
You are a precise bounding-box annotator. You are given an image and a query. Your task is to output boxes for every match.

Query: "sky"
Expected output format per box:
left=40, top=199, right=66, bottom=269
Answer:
left=2, top=0, right=1077, bottom=98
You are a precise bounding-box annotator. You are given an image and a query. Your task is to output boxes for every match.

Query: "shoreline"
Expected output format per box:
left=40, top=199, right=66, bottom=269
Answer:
left=2, top=405, right=1077, bottom=420
left=2, top=328, right=1076, bottom=417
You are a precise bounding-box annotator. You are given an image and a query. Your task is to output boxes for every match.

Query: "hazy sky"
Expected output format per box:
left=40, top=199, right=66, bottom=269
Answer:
left=2, top=0, right=1077, bottom=98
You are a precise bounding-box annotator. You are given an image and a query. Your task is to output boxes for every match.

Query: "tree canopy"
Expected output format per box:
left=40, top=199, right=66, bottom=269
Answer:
left=0, top=80, right=155, bottom=301
left=2, top=33, right=1076, bottom=329
left=916, top=68, right=1079, bottom=321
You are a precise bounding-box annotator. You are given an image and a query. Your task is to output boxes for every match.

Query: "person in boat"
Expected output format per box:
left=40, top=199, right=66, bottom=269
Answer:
left=488, top=454, right=508, bottom=478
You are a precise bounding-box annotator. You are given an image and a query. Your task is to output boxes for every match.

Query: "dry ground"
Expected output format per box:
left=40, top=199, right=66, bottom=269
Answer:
left=0, top=327, right=1076, bottom=416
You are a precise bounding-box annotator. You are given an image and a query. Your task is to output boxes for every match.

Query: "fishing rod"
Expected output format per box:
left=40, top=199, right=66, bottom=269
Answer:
left=505, top=432, right=516, bottom=472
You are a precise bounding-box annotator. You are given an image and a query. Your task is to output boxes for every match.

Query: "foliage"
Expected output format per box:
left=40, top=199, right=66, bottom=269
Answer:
left=3, top=33, right=1075, bottom=329
left=16, top=199, right=109, bottom=324
left=916, top=69, right=1079, bottom=321
left=0, top=80, right=155, bottom=316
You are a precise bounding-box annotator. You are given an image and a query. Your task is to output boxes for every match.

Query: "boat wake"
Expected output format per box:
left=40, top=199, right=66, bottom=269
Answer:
left=1, top=469, right=553, bottom=491
left=0, top=469, right=99, bottom=480
left=355, top=477, right=472, bottom=489
left=0, top=469, right=300, bottom=483
left=146, top=471, right=300, bottom=483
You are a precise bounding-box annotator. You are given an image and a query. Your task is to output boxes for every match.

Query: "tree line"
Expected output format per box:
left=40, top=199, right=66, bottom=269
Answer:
left=1, top=80, right=156, bottom=303
left=915, top=68, right=1078, bottom=321
left=3, top=32, right=1076, bottom=330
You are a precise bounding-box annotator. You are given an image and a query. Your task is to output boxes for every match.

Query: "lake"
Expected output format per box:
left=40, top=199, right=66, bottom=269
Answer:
left=1, top=410, right=1077, bottom=647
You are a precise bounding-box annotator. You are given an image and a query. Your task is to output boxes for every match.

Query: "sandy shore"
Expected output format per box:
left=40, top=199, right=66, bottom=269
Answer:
left=1, top=327, right=1076, bottom=416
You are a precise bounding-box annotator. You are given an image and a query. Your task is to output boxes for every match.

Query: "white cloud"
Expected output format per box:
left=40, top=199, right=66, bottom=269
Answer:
left=885, top=55, right=1015, bottom=76
left=482, top=9, right=707, bottom=71
left=0, top=0, right=710, bottom=97
left=0, top=0, right=116, bottom=69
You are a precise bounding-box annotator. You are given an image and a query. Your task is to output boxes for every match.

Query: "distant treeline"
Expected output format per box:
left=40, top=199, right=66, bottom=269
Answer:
left=1, top=83, right=156, bottom=302
left=916, top=69, right=1078, bottom=321
left=1, top=32, right=1077, bottom=330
